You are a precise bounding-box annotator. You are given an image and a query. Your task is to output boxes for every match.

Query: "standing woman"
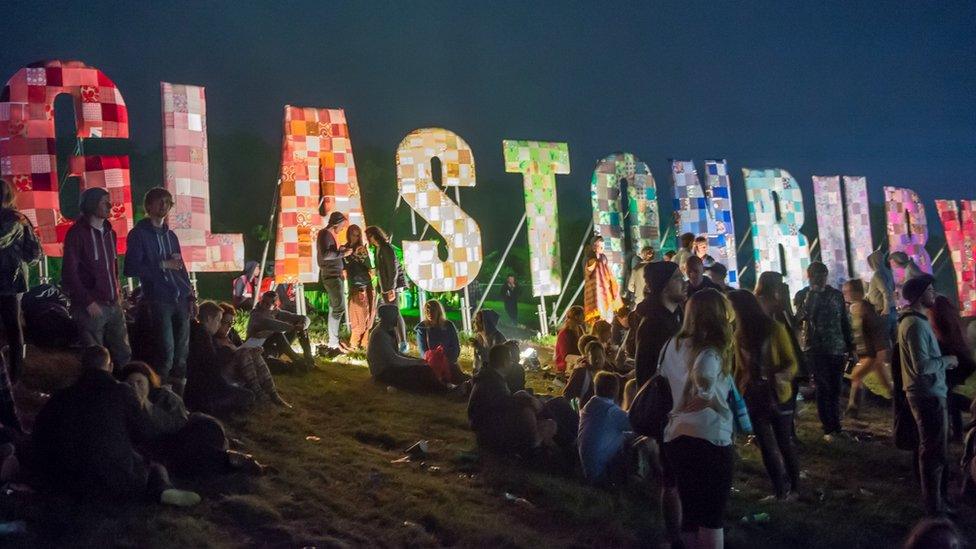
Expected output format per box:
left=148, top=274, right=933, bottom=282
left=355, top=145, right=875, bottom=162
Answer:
left=583, top=236, right=622, bottom=325
left=727, top=290, right=799, bottom=501
left=755, top=270, right=805, bottom=431
left=927, top=295, right=976, bottom=441
left=344, top=225, right=375, bottom=350
left=659, top=289, right=735, bottom=549
left=0, top=178, right=41, bottom=432
left=365, top=226, right=407, bottom=347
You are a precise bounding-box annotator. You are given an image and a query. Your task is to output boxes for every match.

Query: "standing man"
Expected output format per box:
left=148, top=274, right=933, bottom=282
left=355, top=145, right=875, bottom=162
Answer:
left=123, top=188, right=194, bottom=395
left=684, top=255, right=722, bottom=297
left=62, top=188, right=131, bottom=370
left=626, top=246, right=655, bottom=301
left=898, top=275, right=958, bottom=516
left=501, top=274, right=520, bottom=325
left=794, top=262, right=853, bottom=441
left=317, top=212, right=351, bottom=354
left=634, top=262, right=687, bottom=386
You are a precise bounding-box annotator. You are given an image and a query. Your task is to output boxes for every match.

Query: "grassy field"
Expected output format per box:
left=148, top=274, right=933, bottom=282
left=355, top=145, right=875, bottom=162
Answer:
left=3, top=336, right=976, bottom=548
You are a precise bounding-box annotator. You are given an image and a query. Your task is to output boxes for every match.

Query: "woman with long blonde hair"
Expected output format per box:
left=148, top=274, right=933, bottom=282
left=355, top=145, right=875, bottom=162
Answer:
left=415, top=299, right=467, bottom=383
left=658, top=289, right=735, bottom=549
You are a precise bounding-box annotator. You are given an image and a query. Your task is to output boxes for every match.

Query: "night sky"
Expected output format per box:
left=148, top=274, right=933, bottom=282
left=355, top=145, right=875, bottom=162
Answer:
left=2, top=1, right=974, bottom=256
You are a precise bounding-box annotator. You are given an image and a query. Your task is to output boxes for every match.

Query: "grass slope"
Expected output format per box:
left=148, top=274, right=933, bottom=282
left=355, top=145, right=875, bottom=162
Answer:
left=4, top=345, right=976, bottom=548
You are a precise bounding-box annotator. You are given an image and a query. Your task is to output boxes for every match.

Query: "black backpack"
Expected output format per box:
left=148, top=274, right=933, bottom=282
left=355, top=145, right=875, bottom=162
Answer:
left=628, top=337, right=674, bottom=441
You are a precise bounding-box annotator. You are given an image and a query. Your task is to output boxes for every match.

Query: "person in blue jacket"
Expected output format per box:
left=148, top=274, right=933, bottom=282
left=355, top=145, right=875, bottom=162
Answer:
left=123, top=188, right=194, bottom=395
left=415, top=300, right=467, bottom=383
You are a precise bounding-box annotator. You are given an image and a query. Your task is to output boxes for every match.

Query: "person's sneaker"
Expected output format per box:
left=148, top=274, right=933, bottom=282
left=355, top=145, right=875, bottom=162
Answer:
left=822, top=434, right=834, bottom=443
left=160, top=488, right=201, bottom=507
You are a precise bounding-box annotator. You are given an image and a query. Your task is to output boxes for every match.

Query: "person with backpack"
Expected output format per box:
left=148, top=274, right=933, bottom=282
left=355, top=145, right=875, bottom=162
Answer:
left=62, top=187, right=132, bottom=370
left=728, top=290, right=799, bottom=501
left=634, top=261, right=686, bottom=386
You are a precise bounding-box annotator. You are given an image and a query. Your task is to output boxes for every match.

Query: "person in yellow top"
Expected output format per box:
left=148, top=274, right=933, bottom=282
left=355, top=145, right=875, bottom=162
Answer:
left=727, top=289, right=800, bottom=501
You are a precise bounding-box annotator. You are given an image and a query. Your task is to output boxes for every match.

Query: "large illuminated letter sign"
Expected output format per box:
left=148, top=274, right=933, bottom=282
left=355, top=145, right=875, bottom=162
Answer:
left=743, top=168, right=811, bottom=292
left=812, top=175, right=874, bottom=287
left=884, top=186, right=932, bottom=294
left=161, top=83, right=243, bottom=272
left=0, top=60, right=132, bottom=255
left=396, top=128, right=482, bottom=292
left=275, top=106, right=365, bottom=283
left=935, top=199, right=976, bottom=316
left=672, top=160, right=739, bottom=286
left=591, top=153, right=661, bottom=283
left=503, top=140, right=570, bottom=297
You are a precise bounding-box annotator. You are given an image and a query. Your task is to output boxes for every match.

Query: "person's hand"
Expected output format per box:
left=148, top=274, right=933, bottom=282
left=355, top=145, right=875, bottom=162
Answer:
left=341, top=247, right=353, bottom=257
left=86, top=301, right=103, bottom=319
left=945, top=355, right=959, bottom=369
left=384, top=291, right=395, bottom=302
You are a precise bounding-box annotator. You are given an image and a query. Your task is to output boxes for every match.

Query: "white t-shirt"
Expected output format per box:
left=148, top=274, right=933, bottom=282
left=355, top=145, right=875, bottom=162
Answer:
left=660, top=337, right=734, bottom=446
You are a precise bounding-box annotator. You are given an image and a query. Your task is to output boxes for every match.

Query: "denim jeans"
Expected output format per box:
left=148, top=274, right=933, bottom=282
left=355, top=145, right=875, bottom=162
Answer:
left=73, top=302, right=132, bottom=370
left=322, top=277, right=346, bottom=347
left=808, top=353, right=846, bottom=434
left=907, top=395, right=949, bottom=516
left=150, top=300, right=190, bottom=381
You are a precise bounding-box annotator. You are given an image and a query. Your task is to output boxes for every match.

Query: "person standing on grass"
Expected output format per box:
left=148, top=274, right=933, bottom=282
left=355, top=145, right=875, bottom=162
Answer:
left=634, top=262, right=686, bottom=387
left=583, top=236, right=623, bottom=325
left=123, top=188, right=194, bottom=395
left=898, top=275, right=958, bottom=517
left=794, top=261, right=853, bottom=441
left=866, top=250, right=897, bottom=338
left=317, top=211, right=351, bottom=354
left=501, top=274, right=520, bottom=325
left=63, top=187, right=131, bottom=371
left=926, top=295, right=975, bottom=443
left=344, top=224, right=375, bottom=350
left=366, top=225, right=407, bottom=348
left=673, top=232, right=695, bottom=274
left=659, top=289, right=735, bottom=549
left=685, top=255, right=722, bottom=298
left=842, top=279, right=893, bottom=418
left=727, top=290, right=799, bottom=501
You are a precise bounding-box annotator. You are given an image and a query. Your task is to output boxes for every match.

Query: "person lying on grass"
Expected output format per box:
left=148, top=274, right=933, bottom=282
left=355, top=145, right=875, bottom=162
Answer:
left=28, top=345, right=200, bottom=507
left=214, top=302, right=290, bottom=407
left=368, top=304, right=451, bottom=392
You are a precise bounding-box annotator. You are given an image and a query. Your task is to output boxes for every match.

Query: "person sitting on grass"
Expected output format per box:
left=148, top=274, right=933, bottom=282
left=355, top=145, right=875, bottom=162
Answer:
left=471, top=309, right=506, bottom=373
left=248, top=291, right=314, bottom=370
left=29, top=345, right=200, bottom=507
left=564, top=340, right=610, bottom=408
left=591, top=320, right=613, bottom=352
left=185, top=301, right=255, bottom=417
left=554, top=306, right=586, bottom=374
left=578, top=371, right=658, bottom=487
left=368, top=304, right=449, bottom=392
left=502, top=340, right=527, bottom=393
left=121, top=361, right=267, bottom=477
left=214, top=303, right=290, bottom=407
left=415, top=299, right=468, bottom=384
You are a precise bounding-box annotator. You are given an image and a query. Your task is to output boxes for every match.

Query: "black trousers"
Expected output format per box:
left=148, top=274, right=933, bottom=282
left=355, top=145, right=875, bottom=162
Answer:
left=908, top=395, right=949, bottom=516
left=375, top=363, right=446, bottom=393
left=664, top=436, right=734, bottom=530
left=752, top=410, right=800, bottom=497
left=809, top=353, right=846, bottom=434
left=263, top=330, right=312, bottom=363
left=0, top=294, right=24, bottom=382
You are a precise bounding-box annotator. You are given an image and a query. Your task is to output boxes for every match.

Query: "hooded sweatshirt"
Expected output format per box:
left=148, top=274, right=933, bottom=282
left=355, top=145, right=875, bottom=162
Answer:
left=123, top=218, right=193, bottom=303
left=62, top=192, right=120, bottom=308
left=866, top=251, right=895, bottom=317
left=634, top=262, right=684, bottom=386
left=233, top=261, right=259, bottom=305
left=367, top=304, right=426, bottom=378
left=473, top=310, right=506, bottom=371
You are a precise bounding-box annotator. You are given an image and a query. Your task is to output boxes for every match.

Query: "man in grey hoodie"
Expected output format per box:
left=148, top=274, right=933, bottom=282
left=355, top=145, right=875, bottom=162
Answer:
left=866, top=250, right=896, bottom=338
left=898, top=274, right=959, bottom=516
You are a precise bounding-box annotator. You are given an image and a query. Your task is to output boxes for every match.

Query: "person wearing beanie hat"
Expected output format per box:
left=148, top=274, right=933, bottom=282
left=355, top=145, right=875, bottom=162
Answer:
left=63, top=187, right=132, bottom=370
left=633, top=261, right=686, bottom=387
left=316, top=210, right=351, bottom=353
left=897, top=272, right=959, bottom=516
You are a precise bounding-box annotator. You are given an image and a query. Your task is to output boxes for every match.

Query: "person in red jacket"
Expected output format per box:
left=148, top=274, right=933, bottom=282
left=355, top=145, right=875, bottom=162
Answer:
left=62, top=188, right=131, bottom=370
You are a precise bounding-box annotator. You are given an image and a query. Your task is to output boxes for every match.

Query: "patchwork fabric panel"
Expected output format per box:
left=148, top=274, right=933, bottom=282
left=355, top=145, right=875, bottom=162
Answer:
left=884, top=186, right=933, bottom=303
left=672, top=160, right=739, bottom=286
left=0, top=60, right=132, bottom=256
left=935, top=199, right=976, bottom=316
left=590, top=153, right=661, bottom=285
left=161, top=82, right=243, bottom=272
left=843, top=176, right=874, bottom=282
left=503, top=140, right=570, bottom=297
left=743, top=168, right=811, bottom=293
left=395, top=128, right=482, bottom=292
left=275, top=106, right=366, bottom=284
left=812, top=176, right=848, bottom=288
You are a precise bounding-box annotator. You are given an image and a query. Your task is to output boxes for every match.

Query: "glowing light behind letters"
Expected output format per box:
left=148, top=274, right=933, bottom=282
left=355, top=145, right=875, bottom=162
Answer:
left=161, top=83, right=243, bottom=272
left=0, top=60, right=132, bottom=255
left=275, top=106, right=365, bottom=284
left=743, top=168, right=811, bottom=293
left=935, top=199, right=976, bottom=316
left=672, top=160, right=739, bottom=286
left=884, top=186, right=932, bottom=296
left=503, top=140, right=570, bottom=297
left=396, top=128, right=482, bottom=292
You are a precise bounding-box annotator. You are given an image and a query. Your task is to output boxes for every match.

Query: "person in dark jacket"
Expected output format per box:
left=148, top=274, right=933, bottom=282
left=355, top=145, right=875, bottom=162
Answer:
left=794, top=262, right=854, bottom=439
left=123, top=188, right=194, bottom=394
left=927, top=295, right=975, bottom=442
left=415, top=299, right=467, bottom=383
left=318, top=211, right=351, bottom=352
left=185, top=301, right=254, bottom=416
left=247, top=291, right=314, bottom=370
left=232, top=261, right=260, bottom=310
left=501, top=275, right=520, bottom=325
left=29, top=346, right=200, bottom=506
left=634, top=262, right=686, bottom=387
left=63, top=187, right=131, bottom=370
left=685, top=255, right=722, bottom=297
left=366, top=226, right=407, bottom=346
left=367, top=304, right=447, bottom=392
left=0, top=178, right=40, bottom=388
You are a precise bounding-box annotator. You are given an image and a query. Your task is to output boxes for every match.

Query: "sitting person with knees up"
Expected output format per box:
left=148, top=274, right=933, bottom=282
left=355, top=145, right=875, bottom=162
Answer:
left=185, top=301, right=254, bottom=416
left=564, top=340, right=610, bottom=408
left=29, top=345, right=200, bottom=507
left=214, top=303, right=290, bottom=407
left=471, top=309, right=507, bottom=373
left=248, top=291, right=314, bottom=371
left=415, top=299, right=468, bottom=384
left=121, top=361, right=267, bottom=477
left=368, top=303, right=449, bottom=392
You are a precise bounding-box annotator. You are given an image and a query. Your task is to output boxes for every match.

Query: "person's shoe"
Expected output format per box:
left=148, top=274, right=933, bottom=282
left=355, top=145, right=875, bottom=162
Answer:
left=822, top=434, right=834, bottom=443
left=160, top=488, right=201, bottom=507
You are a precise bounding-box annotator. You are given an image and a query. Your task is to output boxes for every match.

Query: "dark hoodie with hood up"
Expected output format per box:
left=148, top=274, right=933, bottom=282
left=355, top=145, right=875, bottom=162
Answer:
left=62, top=188, right=120, bottom=308
left=123, top=218, right=193, bottom=304
left=634, top=262, right=684, bottom=387
left=367, top=304, right=426, bottom=378
left=233, top=260, right=260, bottom=307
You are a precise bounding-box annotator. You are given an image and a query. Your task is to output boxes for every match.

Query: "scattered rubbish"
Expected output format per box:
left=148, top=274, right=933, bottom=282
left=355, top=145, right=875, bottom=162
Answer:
left=401, top=520, right=424, bottom=533
left=504, top=492, right=535, bottom=509
left=740, top=513, right=770, bottom=524
left=427, top=466, right=442, bottom=474
left=305, top=435, right=321, bottom=442
left=858, top=488, right=875, bottom=497
left=0, top=521, right=26, bottom=536
left=390, top=456, right=413, bottom=464
left=799, top=470, right=810, bottom=480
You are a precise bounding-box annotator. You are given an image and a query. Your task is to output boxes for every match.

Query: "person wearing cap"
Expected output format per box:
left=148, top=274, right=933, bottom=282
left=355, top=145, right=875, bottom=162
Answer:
left=704, top=262, right=730, bottom=292
left=317, top=211, right=352, bottom=353
left=898, top=274, right=959, bottom=516
left=634, top=261, right=687, bottom=387
left=63, top=187, right=132, bottom=370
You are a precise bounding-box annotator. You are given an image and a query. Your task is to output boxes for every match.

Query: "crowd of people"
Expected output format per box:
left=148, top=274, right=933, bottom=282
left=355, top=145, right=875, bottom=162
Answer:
left=0, top=173, right=973, bottom=548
